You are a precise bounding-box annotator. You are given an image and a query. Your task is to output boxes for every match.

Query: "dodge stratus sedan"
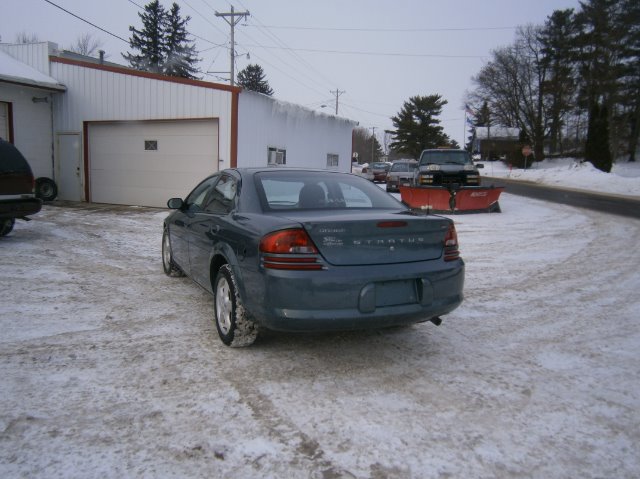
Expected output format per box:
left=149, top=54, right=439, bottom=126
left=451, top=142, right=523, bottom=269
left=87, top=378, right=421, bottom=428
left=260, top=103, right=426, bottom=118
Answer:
left=162, top=168, right=464, bottom=347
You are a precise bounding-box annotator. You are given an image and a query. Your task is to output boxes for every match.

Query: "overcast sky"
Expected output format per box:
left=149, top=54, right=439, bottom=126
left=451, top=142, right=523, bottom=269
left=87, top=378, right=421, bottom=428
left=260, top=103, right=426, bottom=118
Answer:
left=2, top=0, right=582, bottom=148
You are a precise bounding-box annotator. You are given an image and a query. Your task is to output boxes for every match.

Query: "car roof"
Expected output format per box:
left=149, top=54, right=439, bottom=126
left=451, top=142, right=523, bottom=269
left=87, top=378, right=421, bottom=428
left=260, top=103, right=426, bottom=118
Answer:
left=420, top=149, right=466, bottom=153
left=231, top=167, right=360, bottom=176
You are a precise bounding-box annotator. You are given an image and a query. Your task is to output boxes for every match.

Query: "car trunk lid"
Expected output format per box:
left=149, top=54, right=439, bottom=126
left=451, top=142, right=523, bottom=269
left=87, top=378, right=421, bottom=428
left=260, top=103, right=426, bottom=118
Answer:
left=281, top=211, right=450, bottom=266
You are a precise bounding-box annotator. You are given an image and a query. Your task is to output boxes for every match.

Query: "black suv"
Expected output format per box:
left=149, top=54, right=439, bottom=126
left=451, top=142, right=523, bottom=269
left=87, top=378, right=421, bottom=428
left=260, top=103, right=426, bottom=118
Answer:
left=0, top=138, right=42, bottom=236
left=413, top=149, right=483, bottom=187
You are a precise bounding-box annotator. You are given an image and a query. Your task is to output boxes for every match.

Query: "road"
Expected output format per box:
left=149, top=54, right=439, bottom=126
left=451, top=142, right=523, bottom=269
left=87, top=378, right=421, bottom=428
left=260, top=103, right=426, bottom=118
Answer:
left=1, top=197, right=639, bottom=478
left=484, top=176, right=640, bottom=219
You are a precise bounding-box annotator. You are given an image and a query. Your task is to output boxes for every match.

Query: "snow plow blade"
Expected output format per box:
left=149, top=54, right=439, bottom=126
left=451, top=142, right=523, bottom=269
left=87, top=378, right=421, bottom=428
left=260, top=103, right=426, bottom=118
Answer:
left=400, top=185, right=505, bottom=214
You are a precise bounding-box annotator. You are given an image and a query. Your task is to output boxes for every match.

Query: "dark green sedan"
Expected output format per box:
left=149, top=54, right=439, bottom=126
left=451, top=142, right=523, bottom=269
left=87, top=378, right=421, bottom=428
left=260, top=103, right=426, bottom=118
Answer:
left=162, top=168, right=464, bottom=347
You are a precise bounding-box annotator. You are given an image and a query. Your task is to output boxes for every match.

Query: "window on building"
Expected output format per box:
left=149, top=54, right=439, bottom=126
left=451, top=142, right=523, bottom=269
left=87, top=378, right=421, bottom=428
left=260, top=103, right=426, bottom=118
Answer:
left=326, top=153, right=339, bottom=168
left=145, top=140, right=158, bottom=151
left=268, top=147, right=286, bottom=166
left=0, top=102, right=10, bottom=141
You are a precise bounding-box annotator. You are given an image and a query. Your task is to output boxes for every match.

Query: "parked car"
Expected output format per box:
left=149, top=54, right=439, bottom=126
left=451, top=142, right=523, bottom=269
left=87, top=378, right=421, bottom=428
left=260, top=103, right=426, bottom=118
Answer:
left=162, top=168, right=465, bottom=347
left=386, top=159, right=418, bottom=192
left=370, top=162, right=392, bottom=182
left=413, top=149, right=484, bottom=187
left=352, top=162, right=373, bottom=181
left=0, top=138, right=42, bottom=236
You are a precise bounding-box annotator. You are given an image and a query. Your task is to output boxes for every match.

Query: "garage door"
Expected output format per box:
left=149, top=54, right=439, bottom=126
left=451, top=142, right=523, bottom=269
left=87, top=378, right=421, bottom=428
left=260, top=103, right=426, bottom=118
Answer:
left=88, top=119, right=218, bottom=207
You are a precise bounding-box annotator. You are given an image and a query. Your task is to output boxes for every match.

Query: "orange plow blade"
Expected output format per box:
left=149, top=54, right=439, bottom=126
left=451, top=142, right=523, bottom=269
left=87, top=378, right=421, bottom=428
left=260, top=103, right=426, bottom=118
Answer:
left=400, top=185, right=505, bottom=213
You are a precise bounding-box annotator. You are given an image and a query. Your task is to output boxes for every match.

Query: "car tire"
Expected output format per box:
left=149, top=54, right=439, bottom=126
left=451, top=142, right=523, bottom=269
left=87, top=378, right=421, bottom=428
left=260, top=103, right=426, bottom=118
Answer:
left=162, top=229, right=184, bottom=277
left=0, top=218, right=15, bottom=237
left=214, top=264, right=258, bottom=347
left=35, top=177, right=58, bottom=201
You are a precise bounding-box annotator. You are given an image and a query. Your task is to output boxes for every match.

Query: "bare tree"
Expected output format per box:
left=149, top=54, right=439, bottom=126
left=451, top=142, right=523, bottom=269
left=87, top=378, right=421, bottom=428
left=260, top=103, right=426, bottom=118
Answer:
left=15, top=31, right=40, bottom=43
left=69, top=33, right=104, bottom=58
left=470, top=25, right=549, bottom=160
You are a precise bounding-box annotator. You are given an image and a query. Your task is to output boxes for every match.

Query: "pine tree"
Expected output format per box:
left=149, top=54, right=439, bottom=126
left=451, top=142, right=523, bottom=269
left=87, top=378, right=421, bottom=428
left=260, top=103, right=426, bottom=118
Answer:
left=123, top=0, right=166, bottom=74
left=236, top=64, right=274, bottom=96
left=585, top=102, right=613, bottom=172
left=574, top=0, right=627, bottom=163
left=621, top=0, right=640, bottom=161
left=164, top=3, right=199, bottom=79
left=539, top=9, right=578, bottom=155
left=123, top=1, right=199, bottom=78
left=389, top=95, right=451, bottom=159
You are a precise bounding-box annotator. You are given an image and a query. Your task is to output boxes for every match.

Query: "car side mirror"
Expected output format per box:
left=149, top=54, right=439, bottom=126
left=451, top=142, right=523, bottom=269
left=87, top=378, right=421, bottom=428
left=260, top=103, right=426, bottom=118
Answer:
left=167, top=198, right=184, bottom=209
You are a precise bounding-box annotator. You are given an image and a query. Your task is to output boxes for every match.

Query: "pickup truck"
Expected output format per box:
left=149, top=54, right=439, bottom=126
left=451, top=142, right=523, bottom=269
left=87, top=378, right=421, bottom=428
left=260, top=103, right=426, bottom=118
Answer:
left=413, top=149, right=483, bottom=187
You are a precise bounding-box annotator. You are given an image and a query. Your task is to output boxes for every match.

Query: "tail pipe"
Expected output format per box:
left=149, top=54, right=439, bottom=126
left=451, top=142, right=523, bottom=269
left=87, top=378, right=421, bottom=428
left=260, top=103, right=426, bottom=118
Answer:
left=430, top=316, right=442, bottom=326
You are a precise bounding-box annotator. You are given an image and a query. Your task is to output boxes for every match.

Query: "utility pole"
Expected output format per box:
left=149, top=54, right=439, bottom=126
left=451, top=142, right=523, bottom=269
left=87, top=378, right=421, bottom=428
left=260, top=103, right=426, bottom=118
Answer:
left=215, top=6, right=250, bottom=86
left=370, top=126, right=377, bottom=162
left=330, top=88, right=345, bottom=115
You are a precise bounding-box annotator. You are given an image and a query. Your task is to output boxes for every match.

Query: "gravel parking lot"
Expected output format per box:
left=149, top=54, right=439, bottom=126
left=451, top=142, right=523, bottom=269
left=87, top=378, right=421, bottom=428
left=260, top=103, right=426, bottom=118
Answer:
left=1, top=196, right=639, bottom=478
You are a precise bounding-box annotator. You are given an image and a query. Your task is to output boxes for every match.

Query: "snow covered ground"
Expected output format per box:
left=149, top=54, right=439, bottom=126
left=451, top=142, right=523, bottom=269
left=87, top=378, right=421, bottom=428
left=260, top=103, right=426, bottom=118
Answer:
left=1, top=163, right=639, bottom=478
left=480, top=157, right=640, bottom=198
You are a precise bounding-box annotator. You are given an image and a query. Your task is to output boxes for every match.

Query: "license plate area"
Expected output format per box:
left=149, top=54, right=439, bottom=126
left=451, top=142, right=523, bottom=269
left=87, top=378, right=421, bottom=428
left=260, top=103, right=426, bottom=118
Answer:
left=375, top=279, right=418, bottom=307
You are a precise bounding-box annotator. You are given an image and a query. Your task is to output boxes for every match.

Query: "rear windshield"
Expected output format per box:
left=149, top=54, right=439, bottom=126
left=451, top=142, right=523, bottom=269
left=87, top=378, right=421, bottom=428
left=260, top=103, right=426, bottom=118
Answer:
left=0, top=141, right=32, bottom=174
left=419, top=150, right=472, bottom=166
left=254, top=170, right=403, bottom=211
left=390, top=162, right=417, bottom=172
left=371, top=162, right=389, bottom=169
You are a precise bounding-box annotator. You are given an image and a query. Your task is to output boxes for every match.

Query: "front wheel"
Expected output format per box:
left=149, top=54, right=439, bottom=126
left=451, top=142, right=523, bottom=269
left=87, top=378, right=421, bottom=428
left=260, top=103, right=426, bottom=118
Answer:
left=162, top=229, right=184, bottom=277
left=0, top=218, right=15, bottom=237
left=214, top=264, right=258, bottom=347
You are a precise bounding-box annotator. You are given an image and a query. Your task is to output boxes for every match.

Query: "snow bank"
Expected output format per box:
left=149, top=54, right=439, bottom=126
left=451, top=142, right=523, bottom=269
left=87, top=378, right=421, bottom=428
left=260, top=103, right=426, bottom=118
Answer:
left=480, top=157, right=640, bottom=197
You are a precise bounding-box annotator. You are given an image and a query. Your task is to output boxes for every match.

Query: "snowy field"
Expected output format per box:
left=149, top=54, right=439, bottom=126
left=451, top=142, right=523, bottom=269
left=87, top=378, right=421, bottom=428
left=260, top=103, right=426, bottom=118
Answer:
left=1, top=185, right=639, bottom=477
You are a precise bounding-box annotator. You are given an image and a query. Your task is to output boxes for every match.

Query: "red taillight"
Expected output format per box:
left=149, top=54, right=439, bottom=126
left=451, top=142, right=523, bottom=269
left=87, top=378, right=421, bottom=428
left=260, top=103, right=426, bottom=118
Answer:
left=260, top=229, right=323, bottom=270
left=444, top=223, right=460, bottom=261
left=260, top=229, right=318, bottom=254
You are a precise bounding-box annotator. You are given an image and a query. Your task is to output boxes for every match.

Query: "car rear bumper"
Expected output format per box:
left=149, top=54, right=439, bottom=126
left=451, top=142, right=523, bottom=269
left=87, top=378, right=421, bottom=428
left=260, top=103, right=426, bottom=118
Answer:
left=0, top=197, right=42, bottom=219
left=244, top=260, right=464, bottom=332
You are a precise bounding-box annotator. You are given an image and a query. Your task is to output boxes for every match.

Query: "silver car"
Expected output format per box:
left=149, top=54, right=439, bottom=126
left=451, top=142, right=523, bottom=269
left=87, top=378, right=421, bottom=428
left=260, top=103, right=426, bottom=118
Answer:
left=386, top=160, right=418, bottom=192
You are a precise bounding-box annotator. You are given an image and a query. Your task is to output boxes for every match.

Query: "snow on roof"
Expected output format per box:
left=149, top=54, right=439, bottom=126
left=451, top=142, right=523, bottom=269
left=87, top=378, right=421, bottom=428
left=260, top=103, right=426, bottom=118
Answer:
left=475, top=126, right=519, bottom=139
left=0, top=49, right=66, bottom=91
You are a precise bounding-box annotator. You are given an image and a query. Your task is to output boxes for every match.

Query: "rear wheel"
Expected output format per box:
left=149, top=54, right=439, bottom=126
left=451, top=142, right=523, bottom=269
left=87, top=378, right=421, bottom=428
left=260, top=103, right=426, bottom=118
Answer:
left=162, top=229, right=184, bottom=276
left=214, top=264, right=258, bottom=347
left=0, top=218, right=15, bottom=237
left=35, top=177, right=58, bottom=201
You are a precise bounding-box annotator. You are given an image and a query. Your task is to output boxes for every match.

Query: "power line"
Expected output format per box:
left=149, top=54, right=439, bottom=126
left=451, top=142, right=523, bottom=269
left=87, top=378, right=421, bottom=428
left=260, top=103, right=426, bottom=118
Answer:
left=229, top=3, right=337, bottom=95
left=42, top=0, right=129, bottom=44
left=235, top=0, right=337, bottom=89
left=215, top=6, right=250, bottom=86
left=245, top=24, right=517, bottom=33
left=239, top=43, right=486, bottom=59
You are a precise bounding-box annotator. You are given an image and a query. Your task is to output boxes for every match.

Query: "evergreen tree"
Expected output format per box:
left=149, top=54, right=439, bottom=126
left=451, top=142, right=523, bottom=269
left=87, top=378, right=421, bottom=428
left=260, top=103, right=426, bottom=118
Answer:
left=585, top=102, right=613, bottom=172
left=123, top=0, right=166, bottom=74
left=389, top=95, right=451, bottom=159
left=539, top=9, right=578, bottom=154
left=573, top=0, right=627, bottom=164
left=164, top=3, right=199, bottom=79
left=620, top=0, right=640, bottom=161
left=123, top=1, right=199, bottom=78
left=236, top=64, right=274, bottom=96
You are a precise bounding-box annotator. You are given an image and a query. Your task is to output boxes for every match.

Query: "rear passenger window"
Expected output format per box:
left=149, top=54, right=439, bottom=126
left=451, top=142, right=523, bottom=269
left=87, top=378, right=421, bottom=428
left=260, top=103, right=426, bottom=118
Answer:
left=204, top=175, right=237, bottom=214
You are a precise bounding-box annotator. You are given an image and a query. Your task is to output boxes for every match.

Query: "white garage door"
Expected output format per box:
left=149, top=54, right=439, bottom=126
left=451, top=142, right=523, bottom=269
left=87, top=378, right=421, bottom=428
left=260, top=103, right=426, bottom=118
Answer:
left=88, top=119, right=218, bottom=207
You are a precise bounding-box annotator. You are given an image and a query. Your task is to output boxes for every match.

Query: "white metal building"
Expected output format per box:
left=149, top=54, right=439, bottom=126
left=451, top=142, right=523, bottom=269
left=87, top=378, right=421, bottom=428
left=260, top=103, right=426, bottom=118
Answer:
left=0, top=42, right=357, bottom=207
